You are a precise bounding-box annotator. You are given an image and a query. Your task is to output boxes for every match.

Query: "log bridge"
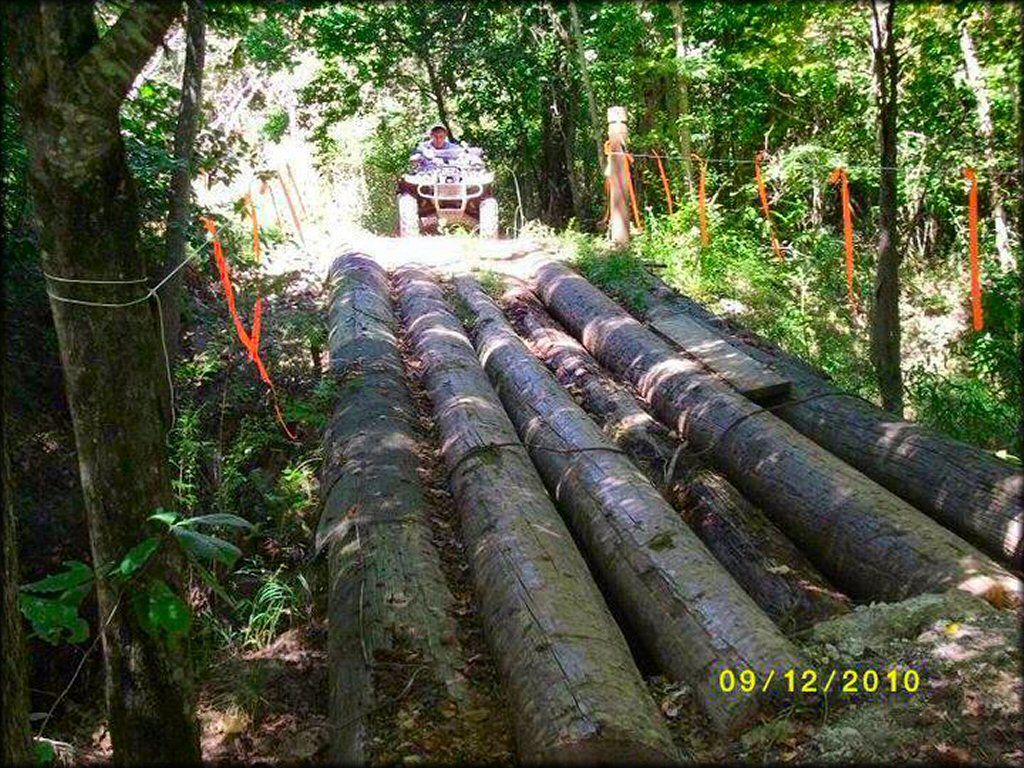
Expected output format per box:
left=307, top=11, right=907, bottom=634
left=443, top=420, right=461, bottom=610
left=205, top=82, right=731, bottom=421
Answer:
left=318, top=251, right=1021, bottom=763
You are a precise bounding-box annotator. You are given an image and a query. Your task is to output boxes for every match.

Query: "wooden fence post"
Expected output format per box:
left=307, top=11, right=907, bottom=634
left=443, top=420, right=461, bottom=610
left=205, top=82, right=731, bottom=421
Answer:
left=607, top=106, right=630, bottom=247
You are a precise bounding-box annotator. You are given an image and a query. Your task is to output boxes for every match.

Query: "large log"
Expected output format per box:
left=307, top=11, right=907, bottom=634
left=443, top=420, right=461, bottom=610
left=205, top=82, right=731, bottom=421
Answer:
left=455, top=275, right=807, bottom=733
left=317, top=254, right=464, bottom=764
left=534, top=262, right=1021, bottom=607
left=394, top=266, right=679, bottom=765
left=502, top=285, right=851, bottom=634
left=639, top=275, right=1024, bottom=571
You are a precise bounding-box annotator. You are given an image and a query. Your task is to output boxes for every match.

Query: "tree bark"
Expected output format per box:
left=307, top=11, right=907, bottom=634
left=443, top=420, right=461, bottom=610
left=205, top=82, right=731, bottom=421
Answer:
left=394, top=267, right=679, bottom=765
left=637, top=274, right=1024, bottom=570
left=534, top=262, right=1021, bottom=608
left=670, top=1, right=696, bottom=201
left=869, top=0, right=903, bottom=415
left=3, top=432, right=32, bottom=767
left=319, top=255, right=465, bottom=764
left=959, top=20, right=1015, bottom=272
left=161, top=0, right=206, bottom=363
left=6, top=3, right=202, bottom=763
left=423, top=55, right=452, bottom=136
left=456, top=276, right=806, bottom=733
left=566, top=2, right=605, bottom=176
left=503, top=286, right=851, bottom=634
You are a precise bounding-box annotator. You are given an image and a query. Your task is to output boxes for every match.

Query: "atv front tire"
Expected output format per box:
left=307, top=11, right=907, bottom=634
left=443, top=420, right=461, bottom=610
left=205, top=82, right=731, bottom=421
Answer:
left=397, top=193, right=420, bottom=237
left=478, top=197, right=499, bottom=239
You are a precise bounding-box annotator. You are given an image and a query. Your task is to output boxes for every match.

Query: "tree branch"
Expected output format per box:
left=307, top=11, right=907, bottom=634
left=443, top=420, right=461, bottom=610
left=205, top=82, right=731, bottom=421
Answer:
left=74, top=1, right=181, bottom=110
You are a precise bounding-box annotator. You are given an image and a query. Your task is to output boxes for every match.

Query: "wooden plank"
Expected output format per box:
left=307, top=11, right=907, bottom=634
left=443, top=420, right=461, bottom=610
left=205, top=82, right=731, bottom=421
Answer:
left=647, top=306, right=790, bottom=402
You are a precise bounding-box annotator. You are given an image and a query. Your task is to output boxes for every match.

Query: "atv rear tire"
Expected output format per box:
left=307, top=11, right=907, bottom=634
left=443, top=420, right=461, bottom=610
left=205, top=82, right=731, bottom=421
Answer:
left=398, top=194, right=420, bottom=237
left=479, top=197, right=499, bottom=239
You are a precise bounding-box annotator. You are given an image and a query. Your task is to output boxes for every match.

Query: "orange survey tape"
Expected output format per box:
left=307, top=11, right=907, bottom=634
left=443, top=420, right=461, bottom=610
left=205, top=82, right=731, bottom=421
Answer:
left=962, top=168, right=984, bottom=331
left=828, top=168, right=858, bottom=313
left=604, top=140, right=643, bottom=230
left=692, top=152, right=710, bottom=246
left=755, top=151, right=785, bottom=261
left=652, top=150, right=674, bottom=215
left=200, top=216, right=298, bottom=440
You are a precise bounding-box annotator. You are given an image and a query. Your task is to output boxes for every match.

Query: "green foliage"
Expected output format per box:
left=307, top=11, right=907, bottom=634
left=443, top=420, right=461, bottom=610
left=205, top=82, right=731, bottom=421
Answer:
left=262, top=107, right=290, bottom=143
left=360, top=114, right=423, bottom=234
left=234, top=566, right=306, bottom=650
left=19, top=560, right=93, bottom=645
left=18, top=510, right=251, bottom=648
left=906, top=367, right=1019, bottom=453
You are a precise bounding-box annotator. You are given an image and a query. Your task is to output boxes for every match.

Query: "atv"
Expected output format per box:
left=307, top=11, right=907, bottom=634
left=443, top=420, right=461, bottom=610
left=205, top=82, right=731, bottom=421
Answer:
left=396, top=145, right=499, bottom=238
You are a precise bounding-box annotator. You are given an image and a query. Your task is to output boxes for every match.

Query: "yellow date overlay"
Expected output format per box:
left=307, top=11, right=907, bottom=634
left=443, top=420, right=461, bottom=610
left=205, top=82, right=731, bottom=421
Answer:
left=718, top=668, right=921, bottom=696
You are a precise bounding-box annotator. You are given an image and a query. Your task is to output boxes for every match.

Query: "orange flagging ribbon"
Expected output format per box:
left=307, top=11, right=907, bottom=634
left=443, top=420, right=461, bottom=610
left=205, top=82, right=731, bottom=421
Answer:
left=828, top=168, right=858, bottom=313
left=963, top=168, right=984, bottom=331
left=246, top=192, right=261, bottom=264
left=692, top=152, right=710, bottom=246
left=755, top=151, right=785, bottom=261
left=200, top=217, right=298, bottom=440
left=602, top=140, right=642, bottom=230
left=652, top=150, right=674, bottom=215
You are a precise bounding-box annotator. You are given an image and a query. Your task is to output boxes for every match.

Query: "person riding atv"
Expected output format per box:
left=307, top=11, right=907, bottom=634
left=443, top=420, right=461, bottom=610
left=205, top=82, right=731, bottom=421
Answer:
left=397, top=123, right=498, bottom=238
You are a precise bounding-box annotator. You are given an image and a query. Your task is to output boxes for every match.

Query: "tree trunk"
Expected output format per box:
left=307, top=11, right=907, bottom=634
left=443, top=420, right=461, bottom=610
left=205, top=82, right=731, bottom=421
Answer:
left=960, top=20, right=1015, bottom=271
left=3, top=433, right=32, bottom=766
left=534, top=262, right=1021, bottom=608
left=7, top=4, right=202, bottom=763
left=503, top=286, right=851, bottom=634
left=869, top=0, right=903, bottom=415
left=161, top=0, right=206, bottom=363
left=319, top=255, right=465, bottom=764
left=456, top=276, right=806, bottom=734
left=638, top=274, right=1024, bottom=570
left=566, top=1, right=605, bottom=176
left=423, top=55, right=452, bottom=136
left=394, top=267, right=680, bottom=765
left=670, top=1, right=696, bottom=201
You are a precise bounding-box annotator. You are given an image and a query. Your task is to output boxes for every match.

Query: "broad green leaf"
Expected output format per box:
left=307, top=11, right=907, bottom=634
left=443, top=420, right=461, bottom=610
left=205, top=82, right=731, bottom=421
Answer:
left=116, top=536, right=161, bottom=579
left=19, top=593, right=89, bottom=645
left=57, top=581, right=94, bottom=610
left=20, top=561, right=93, bottom=594
left=132, top=579, right=191, bottom=640
left=149, top=508, right=181, bottom=527
left=172, top=527, right=242, bottom=568
left=176, top=513, right=254, bottom=531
